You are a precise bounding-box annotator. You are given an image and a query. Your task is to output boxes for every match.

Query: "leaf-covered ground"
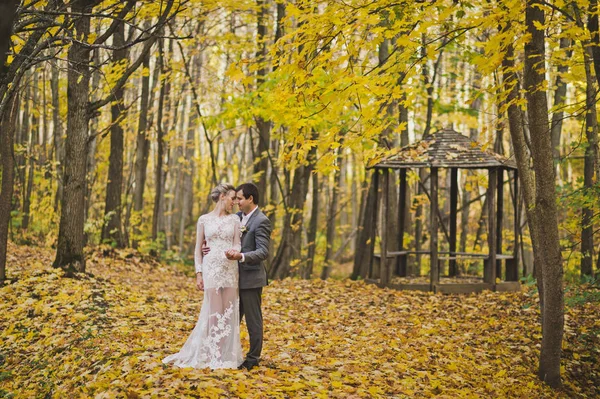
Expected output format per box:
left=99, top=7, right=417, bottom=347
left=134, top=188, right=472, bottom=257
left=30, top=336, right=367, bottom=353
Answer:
left=1, top=243, right=598, bottom=398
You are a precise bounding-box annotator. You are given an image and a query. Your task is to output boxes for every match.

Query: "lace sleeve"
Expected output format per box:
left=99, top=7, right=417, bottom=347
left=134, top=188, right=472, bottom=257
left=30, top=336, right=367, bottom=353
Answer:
left=194, top=216, right=205, bottom=273
left=232, top=215, right=241, bottom=252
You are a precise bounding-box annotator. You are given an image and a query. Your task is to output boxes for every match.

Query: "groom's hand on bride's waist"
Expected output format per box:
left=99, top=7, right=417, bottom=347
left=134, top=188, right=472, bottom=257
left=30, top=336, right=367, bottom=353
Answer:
left=201, top=240, right=210, bottom=256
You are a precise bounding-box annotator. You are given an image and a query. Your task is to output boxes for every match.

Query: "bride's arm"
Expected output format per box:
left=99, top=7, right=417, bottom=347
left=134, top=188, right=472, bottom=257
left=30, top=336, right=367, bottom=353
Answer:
left=194, top=217, right=205, bottom=274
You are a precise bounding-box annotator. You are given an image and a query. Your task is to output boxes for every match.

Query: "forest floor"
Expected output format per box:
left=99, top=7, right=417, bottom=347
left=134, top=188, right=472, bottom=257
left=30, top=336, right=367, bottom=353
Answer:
left=1, top=243, right=599, bottom=398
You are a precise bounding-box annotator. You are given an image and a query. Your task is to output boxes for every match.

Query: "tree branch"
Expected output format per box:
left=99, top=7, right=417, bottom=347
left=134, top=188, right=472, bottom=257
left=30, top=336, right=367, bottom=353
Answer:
left=87, top=0, right=179, bottom=113
left=93, top=0, right=136, bottom=45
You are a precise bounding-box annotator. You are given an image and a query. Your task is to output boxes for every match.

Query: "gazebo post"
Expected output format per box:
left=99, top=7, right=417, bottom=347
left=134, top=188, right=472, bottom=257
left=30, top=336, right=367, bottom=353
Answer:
left=496, top=168, right=504, bottom=280
left=506, top=170, right=519, bottom=281
left=484, top=168, right=497, bottom=286
left=430, top=167, right=439, bottom=291
left=368, top=170, right=380, bottom=280
left=397, top=168, right=407, bottom=276
left=380, top=169, right=390, bottom=286
left=449, top=168, right=458, bottom=277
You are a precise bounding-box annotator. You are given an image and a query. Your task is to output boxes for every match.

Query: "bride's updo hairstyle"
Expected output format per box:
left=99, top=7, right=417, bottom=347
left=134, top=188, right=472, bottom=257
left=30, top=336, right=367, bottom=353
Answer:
left=210, top=183, right=235, bottom=203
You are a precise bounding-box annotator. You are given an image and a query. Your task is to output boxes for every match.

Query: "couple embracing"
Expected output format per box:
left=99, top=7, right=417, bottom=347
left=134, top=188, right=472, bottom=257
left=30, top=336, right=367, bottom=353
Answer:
left=163, top=182, right=271, bottom=371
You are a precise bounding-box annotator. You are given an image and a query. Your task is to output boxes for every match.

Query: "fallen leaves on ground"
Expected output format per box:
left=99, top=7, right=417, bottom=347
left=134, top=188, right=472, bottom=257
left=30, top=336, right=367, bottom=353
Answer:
left=1, top=243, right=598, bottom=398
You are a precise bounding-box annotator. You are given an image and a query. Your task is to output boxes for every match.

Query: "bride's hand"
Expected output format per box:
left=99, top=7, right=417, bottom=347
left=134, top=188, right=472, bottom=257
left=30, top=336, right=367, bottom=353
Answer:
left=196, top=273, right=204, bottom=291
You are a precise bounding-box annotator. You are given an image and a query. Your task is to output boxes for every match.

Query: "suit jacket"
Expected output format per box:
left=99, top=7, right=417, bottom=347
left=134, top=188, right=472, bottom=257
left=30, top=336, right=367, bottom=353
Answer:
left=238, top=209, right=271, bottom=289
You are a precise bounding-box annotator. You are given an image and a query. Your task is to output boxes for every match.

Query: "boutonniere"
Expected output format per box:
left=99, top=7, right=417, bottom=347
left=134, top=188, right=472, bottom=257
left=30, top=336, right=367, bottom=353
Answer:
left=240, top=226, right=248, bottom=235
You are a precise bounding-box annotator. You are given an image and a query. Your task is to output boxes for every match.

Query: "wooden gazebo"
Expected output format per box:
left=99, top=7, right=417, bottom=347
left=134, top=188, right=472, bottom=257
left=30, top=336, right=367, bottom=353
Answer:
left=366, top=129, right=521, bottom=293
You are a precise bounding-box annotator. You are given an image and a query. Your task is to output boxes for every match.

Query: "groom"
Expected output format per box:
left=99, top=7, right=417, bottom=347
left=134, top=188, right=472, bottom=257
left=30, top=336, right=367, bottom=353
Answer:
left=224, top=182, right=271, bottom=371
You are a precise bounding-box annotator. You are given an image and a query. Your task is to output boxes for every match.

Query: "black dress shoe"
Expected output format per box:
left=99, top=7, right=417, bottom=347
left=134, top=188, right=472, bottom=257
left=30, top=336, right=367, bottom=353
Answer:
left=238, top=360, right=258, bottom=371
left=245, top=362, right=258, bottom=371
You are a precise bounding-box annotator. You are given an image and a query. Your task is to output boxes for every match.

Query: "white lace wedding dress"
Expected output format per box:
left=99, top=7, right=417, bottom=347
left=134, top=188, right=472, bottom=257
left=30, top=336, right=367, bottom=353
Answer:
left=163, top=213, right=243, bottom=369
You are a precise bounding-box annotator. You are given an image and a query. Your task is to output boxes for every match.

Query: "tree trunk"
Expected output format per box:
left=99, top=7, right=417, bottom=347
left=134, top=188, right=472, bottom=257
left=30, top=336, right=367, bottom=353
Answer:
left=16, top=83, right=30, bottom=207
left=275, top=1, right=286, bottom=52
left=0, top=95, right=17, bottom=282
left=268, top=137, right=280, bottom=217
left=267, top=136, right=280, bottom=268
left=52, top=62, right=64, bottom=211
left=349, top=154, right=358, bottom=255
left=41, top=68, right=49, bottom=164
left=460, top=64, right=483, bottom=271
left=152, top=38, right=167, bottom=244
left=580, top=27, right=598, bottom=279
left=254, top=0, right=270, bottom=206
left=122, top=138, right=135, bottom=248
left=85, top=45, right=101, bottom=226
left=502, top=21, right=542, bottom=280
left=132, top=41, right=155, bottom=248
left=304, top=171, right=319, bottom=279
left=169, top=88, right=185, bottom=248
left=550, top=38, right=571, bottom=162
left=588, top=0, right=600, bottom=89
left=459, top=129, right=479, bottom=273
left=351, top=176, right=375, bottom=280
left=22, top=72, right=37, bottom=230
left=163, top=92, right=177, bottom=250
left=322, top=152, right=343, bottom=279
left=132, top=56, right=151, bottom=246
left=421, top=34, right=445, bottom=137
left=594, top=0, right=600, bottom=274
left=10, top=95, right=20, bottom=216
left=266, top=1, right=286, bottom=257
left=102, top=21, right=127, bottom=247
left=54, top=0, right=95, bottom=275
left=524, top=0, right=564, bottom=387
left=270, top=148, right=314, bottom=279
left=179, top=97, right=195, bottom=256
left=377, top=37, right=399, bottom=282
left=414, top=168, right=426, bottom=276
left=398, top=100, right=412, bottom=273
left=422, top=33, right=434, bottom=137
left=581, top=153, right=595, bottom=278
left=0, top=1, right=17, bottom=79
left=22, top=141, right=34, bottom=230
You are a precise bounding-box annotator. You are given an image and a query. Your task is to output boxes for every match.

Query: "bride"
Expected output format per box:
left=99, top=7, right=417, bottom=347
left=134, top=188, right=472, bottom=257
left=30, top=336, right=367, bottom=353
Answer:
left=163, top=183, right=243, bottom=369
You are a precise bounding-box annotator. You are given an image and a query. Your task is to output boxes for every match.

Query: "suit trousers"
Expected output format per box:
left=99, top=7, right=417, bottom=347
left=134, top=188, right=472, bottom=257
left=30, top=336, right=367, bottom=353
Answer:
left=239, top=287, right=263, bottom=364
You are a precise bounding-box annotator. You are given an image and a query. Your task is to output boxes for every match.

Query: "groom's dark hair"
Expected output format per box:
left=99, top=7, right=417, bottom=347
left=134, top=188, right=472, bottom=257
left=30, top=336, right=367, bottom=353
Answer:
left=236, top=183, right=259, bottom=205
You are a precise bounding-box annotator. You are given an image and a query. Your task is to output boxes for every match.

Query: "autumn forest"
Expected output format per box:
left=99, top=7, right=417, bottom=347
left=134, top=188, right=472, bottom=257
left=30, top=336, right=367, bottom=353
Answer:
left=0, top=0, right=599, bottom=397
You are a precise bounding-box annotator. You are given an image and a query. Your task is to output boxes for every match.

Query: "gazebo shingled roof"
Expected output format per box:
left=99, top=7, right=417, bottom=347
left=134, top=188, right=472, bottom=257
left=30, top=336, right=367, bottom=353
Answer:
left=370, top=128, right=517, bottom=170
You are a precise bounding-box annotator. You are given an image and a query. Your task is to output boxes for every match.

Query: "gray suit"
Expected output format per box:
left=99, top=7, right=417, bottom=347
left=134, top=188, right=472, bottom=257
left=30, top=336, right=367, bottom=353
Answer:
left=238, top=209, right=271, bottom=365
left=238, top=209, right=270, bottom=289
